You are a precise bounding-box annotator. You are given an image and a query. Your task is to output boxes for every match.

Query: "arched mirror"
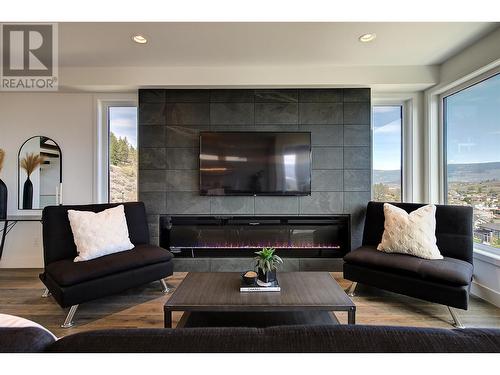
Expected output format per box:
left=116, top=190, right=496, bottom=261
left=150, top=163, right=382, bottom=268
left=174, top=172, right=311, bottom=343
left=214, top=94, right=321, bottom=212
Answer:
left=18, top=136, right=62, bottom=210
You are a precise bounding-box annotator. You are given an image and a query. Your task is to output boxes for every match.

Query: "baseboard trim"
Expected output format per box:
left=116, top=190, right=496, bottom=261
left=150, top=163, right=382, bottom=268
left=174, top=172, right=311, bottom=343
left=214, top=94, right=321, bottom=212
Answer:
left=471, top=280, right=500, bottom=308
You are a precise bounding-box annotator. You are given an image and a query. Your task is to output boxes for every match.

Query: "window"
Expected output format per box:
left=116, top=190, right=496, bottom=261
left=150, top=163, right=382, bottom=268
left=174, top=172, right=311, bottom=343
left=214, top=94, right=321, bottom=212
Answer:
left=444, top=73, right=500, bottom=251
left=108, top=106, right=138, bottom=203
left=372, top=105, right=403, bottom=202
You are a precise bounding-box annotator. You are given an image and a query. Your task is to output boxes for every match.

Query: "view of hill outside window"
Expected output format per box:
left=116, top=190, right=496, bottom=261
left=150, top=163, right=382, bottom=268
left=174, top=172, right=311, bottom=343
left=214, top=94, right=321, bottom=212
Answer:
left=445, top=73, right=500, bottom=250
left=109, top=106, right=138, bottom=203
left=372, top=105, right=402, bottom=202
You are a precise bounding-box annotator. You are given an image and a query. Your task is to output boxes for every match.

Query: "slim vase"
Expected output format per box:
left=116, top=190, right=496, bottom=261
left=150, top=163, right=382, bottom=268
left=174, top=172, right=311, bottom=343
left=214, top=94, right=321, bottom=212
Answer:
left=22, top=176, right=33, bottom=210
left=0, top=178, right=7, bottom=220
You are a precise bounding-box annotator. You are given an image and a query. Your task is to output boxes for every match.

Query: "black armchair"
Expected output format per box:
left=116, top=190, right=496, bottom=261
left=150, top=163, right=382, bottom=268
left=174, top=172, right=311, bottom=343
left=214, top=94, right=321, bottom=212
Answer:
left=343, top=201, right=473, bottom=328
left=39, top=202, right=174, bottom=328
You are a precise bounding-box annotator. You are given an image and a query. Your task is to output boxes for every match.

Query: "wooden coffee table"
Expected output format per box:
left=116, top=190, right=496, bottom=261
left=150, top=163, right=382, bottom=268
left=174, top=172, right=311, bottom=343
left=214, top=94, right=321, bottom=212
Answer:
left=164, top=272, right=356, bottom=328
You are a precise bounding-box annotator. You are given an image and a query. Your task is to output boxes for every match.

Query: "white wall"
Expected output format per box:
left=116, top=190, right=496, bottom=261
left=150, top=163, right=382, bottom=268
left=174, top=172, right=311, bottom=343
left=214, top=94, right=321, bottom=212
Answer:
left=471, top=249, right=500, bottom=308
left=439, top=27, right=500, bottom=87
left=0, top=93, right=96, bottom=268
left=60, top=65, right=438, bottom=93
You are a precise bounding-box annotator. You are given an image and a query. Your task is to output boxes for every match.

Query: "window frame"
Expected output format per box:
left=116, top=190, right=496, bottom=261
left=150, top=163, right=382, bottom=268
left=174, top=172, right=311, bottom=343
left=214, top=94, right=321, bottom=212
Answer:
left=439, top=69, right=500, bottom=256
left=371, top=104, right=404, bottom=202
left=439, top=68, right=500, bottom=204
left=95, top=95, right=138, bottom=203
left=371, top=93, right=416, bottom=203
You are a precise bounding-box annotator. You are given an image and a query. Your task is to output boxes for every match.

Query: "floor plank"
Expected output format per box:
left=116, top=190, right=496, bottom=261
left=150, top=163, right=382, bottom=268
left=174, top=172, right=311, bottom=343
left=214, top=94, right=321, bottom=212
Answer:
left=0, top=269, right=498, bottom=337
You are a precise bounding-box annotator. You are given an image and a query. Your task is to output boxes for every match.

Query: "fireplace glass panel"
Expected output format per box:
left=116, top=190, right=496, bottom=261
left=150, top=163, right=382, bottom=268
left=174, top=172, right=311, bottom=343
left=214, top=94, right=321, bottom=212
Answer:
left=161, top=216, right=349, bottom=258
left=289, top=226, right=341, bottom=249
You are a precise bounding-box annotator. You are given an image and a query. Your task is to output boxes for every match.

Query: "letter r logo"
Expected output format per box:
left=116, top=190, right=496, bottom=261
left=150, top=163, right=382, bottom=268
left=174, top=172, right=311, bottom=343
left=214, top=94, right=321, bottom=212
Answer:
left=2, top=24, right=53, bottom=76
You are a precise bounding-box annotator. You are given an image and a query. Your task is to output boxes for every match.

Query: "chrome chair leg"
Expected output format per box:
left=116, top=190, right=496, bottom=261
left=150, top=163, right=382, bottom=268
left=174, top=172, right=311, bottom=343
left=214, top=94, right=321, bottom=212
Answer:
left=41, top=288, right=51, bottom=298
left=61, top=305, right=79, bottom=328
left=347, top=282, right=358, bottom=297
left=160, top=279, right=173, bottom=294
left=448, top=306, right=465, bottom=329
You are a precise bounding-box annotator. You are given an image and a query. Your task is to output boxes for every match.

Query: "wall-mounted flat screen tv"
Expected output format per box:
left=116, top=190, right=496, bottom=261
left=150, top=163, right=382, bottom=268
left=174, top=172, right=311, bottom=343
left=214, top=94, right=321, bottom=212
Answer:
left=200, top=132, right=311, bottom=196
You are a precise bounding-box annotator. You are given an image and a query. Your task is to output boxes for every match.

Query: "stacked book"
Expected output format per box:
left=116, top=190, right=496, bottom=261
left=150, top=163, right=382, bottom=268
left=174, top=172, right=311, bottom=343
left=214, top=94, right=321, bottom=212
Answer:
left=240, top=278, right=281, bottom=292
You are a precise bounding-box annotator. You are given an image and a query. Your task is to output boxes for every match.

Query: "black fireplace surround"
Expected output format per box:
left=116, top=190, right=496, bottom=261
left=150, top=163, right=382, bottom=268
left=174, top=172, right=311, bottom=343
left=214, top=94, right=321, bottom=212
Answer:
left=160, top=215, right=350, bottom=258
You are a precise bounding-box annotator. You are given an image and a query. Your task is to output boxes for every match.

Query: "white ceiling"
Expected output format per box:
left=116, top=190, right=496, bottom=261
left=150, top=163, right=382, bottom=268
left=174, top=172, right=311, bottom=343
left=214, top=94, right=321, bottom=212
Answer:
left=59, top=22, right=498, bottom=67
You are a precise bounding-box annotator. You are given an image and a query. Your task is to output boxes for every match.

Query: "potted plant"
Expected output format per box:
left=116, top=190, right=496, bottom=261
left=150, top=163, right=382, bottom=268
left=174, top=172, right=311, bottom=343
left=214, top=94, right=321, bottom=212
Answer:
left=254, top=247, right=283, bottom=283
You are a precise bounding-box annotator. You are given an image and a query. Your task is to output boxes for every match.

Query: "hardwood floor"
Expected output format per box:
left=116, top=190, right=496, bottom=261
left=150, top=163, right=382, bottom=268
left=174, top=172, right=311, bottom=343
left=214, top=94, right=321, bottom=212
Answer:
left=0, top=269, right=498, bottom=337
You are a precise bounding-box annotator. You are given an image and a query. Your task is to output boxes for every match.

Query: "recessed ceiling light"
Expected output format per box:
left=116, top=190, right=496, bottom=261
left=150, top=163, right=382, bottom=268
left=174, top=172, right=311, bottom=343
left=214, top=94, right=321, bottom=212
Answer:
left=359, top=33, right=376, bottom=43
left=132, top=35, right=148, bottom=44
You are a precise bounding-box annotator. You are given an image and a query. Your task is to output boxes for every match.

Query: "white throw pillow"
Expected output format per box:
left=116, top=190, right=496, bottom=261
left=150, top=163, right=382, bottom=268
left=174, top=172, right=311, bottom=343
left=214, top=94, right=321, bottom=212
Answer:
left=0, top=313, right=57, bottom=340
left=377, top=203, right=443, bottom=260
left=68, top=205, right=134, bottom=262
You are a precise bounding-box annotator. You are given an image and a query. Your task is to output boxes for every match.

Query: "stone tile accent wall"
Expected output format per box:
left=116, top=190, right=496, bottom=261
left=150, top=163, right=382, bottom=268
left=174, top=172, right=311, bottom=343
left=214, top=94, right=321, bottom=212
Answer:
left=138, top=88, right=371, bottom=270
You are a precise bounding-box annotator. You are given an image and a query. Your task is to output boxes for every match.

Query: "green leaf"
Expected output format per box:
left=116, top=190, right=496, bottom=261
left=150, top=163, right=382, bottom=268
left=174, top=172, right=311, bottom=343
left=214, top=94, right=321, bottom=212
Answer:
left=255, top=247, right=284, bottom=272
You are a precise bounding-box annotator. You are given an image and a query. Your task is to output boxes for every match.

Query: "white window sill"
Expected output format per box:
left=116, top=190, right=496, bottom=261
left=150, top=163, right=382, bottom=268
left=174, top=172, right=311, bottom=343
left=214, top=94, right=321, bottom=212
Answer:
left=473, top=244, right=500, bottom=267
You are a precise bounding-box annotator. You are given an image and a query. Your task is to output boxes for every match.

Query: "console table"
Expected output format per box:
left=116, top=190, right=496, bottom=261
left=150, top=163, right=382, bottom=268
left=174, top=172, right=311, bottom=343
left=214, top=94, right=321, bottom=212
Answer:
left=0, top=215, right=42, bottom=260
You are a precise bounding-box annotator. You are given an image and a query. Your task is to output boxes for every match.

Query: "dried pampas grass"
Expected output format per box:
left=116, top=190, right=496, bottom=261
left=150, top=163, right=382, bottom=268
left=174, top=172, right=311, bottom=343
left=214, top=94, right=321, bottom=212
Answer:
left=21, top=153, right=45, bottom=177
left=0, top=149, right=5, bottom=174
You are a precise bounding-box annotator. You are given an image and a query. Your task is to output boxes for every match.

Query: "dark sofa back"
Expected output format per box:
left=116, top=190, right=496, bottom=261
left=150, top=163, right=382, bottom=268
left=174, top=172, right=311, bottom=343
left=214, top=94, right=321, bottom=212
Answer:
left=42, top=202, right=150, bottom=265
left=0, top=327, right=56, bottom=353
left=2, top=325, right=499, bottom=353
left=362, top=201, right=473, bottom=263
left=46, top=325, right=500, bottom=353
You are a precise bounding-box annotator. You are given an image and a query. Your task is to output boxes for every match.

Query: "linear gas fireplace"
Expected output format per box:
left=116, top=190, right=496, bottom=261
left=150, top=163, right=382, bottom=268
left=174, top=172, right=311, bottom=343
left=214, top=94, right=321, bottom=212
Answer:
left=160, top=215, right=350, bottom=258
